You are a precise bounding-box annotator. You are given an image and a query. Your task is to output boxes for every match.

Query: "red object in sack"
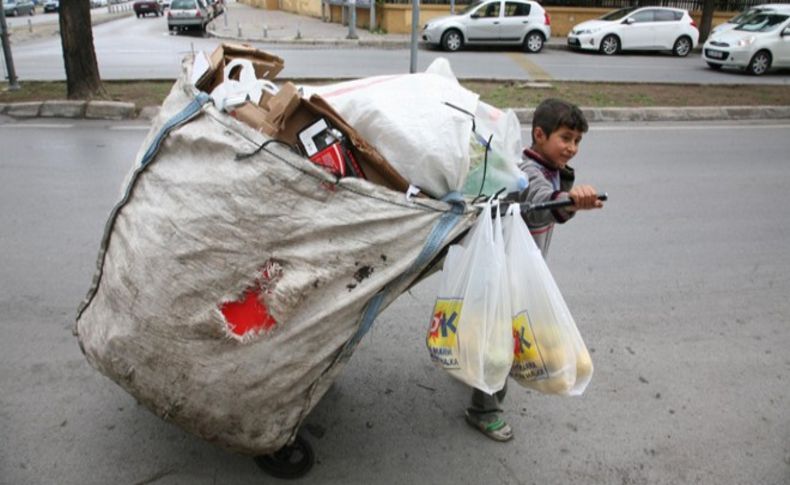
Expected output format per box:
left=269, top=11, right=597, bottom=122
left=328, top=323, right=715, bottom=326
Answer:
left=220, top=288, right=277, bottom=337
left=310, top=142, right=347, bottom=177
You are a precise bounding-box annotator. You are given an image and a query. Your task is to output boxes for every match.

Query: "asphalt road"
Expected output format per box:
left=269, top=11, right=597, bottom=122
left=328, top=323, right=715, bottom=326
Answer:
left=1, top=115, right=788, bottom=484
left=5, top=13, right=790, bottom=83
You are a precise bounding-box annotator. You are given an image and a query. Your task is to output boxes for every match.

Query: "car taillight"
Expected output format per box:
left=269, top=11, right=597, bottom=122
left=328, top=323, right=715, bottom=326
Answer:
left=195, top=9, right=201, bottom=16
left=690, top=18, right=697, bottom=28
left=167, top=9, right=171, bottom=17
left=544, top=12, right=551, bottom=25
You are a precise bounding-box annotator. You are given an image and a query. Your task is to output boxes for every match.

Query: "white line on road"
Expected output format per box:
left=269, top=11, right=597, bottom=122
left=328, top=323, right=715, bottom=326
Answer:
left=108, top=126, right=151, bottom=131
left=0, top=123, right=74, bottom=129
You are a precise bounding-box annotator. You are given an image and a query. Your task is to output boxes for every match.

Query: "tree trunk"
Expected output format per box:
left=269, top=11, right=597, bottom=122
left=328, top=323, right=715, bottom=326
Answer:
left=699, top=0, right=716, bottom=44
left=59, top=0, right=105, bottom=99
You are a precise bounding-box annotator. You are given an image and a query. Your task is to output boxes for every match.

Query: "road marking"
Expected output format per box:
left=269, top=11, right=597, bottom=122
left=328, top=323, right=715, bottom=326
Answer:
left=506, top=52, right=552, bottom=81
left=108, top=125, right=151, bottom=131
left=591, top=123, right=790, bottom=132
left=0, top=123, right=74, bottom=129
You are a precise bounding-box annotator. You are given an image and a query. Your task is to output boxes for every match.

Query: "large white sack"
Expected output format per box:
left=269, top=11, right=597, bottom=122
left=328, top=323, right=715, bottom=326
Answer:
left=74, top=57, right=476, bottom=455
left=302, top=59, right=479, bottom=198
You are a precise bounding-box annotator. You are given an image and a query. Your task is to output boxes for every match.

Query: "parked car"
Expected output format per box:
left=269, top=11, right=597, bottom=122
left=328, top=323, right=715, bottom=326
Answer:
left=567, top=6, right=699, bottom=56
left=167, top=0, right=210, bottom=32
left=4, top=0, right=36, bottom=16
left=421, top=0, right=551, bottom=53
left=42, top=0, right=58, bottom=13
left=702, top=11, right=790, bottom=75
left=710, top=3, right=790, bottom=38
left=134, top=0, right=162, bottom=17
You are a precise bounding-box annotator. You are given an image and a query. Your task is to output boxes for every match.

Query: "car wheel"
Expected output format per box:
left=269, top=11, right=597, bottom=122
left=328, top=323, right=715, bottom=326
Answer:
left=441, top=29, right=463, bottom=52
left=524, top=31, right=545, bottom=53
left=747, top=50, right=771, bottom=76
left=706, top=62, right=722, bottom=70
left=672, top=36, right=692, bottom=57
left=599, top=34, right=619, bottom=55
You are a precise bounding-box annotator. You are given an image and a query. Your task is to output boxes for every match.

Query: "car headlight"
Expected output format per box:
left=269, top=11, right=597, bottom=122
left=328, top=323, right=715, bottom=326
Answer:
left=737, top=36, right=756, bottom=47
left=574, top=28, right=600, bottom=35
left=423, top=23, right=430, bottom=31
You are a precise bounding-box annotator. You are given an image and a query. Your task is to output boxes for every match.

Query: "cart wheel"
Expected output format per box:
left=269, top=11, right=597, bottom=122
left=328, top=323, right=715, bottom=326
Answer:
left=253, top=435, right=314, bottom=479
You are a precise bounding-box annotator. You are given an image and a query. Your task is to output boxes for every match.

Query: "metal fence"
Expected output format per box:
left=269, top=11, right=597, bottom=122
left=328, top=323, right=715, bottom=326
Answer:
left=384, top=0, right=790, bottom=12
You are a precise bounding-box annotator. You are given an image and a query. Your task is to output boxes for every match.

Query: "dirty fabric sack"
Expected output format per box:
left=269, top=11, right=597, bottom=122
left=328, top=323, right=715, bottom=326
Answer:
left=74, top=57, right=475, bottom=455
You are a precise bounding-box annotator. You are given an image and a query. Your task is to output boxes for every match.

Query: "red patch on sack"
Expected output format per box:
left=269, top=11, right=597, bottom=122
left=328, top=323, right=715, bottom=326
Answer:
left=220, top=288, right=277, bottom=336
left=219, top=260, right=283, bottom=338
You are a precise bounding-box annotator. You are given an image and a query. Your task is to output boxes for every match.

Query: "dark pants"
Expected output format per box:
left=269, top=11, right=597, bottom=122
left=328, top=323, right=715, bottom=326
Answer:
left=469, top=382, right=508, bottom=414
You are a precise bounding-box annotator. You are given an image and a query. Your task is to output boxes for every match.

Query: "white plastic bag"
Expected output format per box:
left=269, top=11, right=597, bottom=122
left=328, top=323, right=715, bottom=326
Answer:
left=462, top=102, right=527, bottom=198
left=427, top=201, right=513, bottom=394
left=209, top=58, right=279, bottom=112
left=504, top=204, right=593, bottom=396
left=301, top=59, right=479, bottom=198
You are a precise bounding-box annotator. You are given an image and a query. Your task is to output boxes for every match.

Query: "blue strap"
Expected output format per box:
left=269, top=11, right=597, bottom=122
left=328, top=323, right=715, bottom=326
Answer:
left=341, top=198, right=466, bottom=356
left=140, top=92, right=211, bottom=167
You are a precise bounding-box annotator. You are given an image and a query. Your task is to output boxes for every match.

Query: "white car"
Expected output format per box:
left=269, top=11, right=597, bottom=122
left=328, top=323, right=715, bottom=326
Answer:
left=702, top=11, right=790, bottom=75
left=421, top=0, right=551, bottom=53
left=567, top=6, right=699, bottom=56
left=710, top=4, right=790, bottom=38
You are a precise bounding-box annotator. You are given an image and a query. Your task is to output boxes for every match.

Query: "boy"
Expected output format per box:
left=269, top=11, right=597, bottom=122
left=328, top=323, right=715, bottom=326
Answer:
left=465, top=98, right=604, bottom=441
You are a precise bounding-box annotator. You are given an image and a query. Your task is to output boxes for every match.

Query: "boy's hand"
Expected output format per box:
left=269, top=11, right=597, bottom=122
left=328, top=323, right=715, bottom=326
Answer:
left=567, top=185, right=604, bottom=211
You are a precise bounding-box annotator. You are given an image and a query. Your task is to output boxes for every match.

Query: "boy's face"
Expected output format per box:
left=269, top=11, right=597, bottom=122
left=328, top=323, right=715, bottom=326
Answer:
left=532, top=126, right=584, bottom=170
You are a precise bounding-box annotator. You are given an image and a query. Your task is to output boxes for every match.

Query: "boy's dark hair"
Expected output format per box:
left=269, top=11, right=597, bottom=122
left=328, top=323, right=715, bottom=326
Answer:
left=531, top=98, right=588, bottom=143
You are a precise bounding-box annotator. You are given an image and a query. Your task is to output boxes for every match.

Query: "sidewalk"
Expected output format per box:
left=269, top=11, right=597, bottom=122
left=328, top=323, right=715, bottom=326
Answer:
left=207, top=1, right=412, bottom=47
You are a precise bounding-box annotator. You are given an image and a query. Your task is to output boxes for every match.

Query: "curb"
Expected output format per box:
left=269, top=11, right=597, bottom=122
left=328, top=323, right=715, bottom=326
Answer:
left=2, top=101, right=789, bottom=123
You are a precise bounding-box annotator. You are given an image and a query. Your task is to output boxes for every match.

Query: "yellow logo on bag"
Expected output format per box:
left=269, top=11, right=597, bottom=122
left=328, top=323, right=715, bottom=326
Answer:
left=511, top=311, right=548, bottom=380
left=426, top=298, right=462, bottom=369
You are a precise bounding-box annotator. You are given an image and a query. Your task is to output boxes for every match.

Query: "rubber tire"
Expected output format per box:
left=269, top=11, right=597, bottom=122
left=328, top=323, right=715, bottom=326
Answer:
left=747, top=50, right=771, bottom=76
left=672, top=36, right=692, bottom=57
left=599, top=34, right=620, bottom=55
left=524, top=31, right=545, bottom=53
left=254, top=435, right=314, bottom=479
left=442, top=29, right=463, bottom=52
left=706, top=62, right=722, bottom=70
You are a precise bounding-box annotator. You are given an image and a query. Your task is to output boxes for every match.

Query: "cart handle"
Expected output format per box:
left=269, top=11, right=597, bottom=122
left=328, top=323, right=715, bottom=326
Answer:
left=494, top=193, right=608, bottom=216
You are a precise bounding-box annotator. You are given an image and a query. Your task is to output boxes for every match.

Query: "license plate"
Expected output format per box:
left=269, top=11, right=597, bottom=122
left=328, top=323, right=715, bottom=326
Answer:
left=706, top=49, right=725, bottom=60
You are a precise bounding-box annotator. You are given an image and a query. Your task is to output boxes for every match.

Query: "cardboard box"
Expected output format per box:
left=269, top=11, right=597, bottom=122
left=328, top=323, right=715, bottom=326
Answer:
left=196, top=43, right=284, bottom=94
left=230, top=84, right=409, bottom=193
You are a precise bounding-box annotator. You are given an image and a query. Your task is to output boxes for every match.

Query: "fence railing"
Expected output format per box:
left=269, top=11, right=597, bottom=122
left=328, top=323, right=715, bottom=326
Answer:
left=383, top=0, right=790, bottom=12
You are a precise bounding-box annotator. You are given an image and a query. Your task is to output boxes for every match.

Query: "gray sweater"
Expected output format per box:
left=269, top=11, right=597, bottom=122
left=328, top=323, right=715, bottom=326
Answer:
left=517, top=148, right=576, bottom=257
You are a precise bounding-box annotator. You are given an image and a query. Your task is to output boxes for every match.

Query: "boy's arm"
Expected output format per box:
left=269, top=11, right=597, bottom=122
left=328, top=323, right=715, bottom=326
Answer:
left=520, top=163, right=575, bottom=227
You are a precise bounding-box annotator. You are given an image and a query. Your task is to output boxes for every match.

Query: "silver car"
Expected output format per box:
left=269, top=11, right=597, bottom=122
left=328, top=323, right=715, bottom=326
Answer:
left=421, top=0, right=551, bottom=53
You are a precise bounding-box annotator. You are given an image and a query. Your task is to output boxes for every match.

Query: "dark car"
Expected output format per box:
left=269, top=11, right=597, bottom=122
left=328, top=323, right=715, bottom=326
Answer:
left=134, top=0, right=162, bottom=17
left=5, top=0, right=36, bottom=16
left=42, top=0, right=58, bottom=13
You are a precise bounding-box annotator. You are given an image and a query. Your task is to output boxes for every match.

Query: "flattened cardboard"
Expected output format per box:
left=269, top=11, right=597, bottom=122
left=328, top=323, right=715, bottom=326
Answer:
left=196, top=43, right=284, bottom=93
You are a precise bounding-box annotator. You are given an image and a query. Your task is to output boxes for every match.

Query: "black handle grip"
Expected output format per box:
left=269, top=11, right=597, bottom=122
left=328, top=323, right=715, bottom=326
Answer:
left=491, top=193, right=608, bottom=217
left=527, top=193, right=608, bottom=212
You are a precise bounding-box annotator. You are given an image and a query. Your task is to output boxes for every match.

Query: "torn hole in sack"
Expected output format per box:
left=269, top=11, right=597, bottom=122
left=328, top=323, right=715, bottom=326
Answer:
left=219, top=260, right=283, bottom=340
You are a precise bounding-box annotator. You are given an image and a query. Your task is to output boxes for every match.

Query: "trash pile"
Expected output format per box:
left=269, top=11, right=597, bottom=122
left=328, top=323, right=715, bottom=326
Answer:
left=74, top=43, right=592, bottom=460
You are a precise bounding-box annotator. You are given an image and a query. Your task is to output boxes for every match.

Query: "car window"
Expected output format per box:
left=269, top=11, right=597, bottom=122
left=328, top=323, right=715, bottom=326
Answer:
left=477, top=1, right=500, bottom=18
left=170, top=0, right=195, bottom=8
left=735, top=13, right=789, bottom=32
left=461, top=0, right=485, bottom=15
left=504, top=1, right=530, bottom=17
left=629, top=9, right=655, bottom=23
left=654, top=9, right=678, bottom=22
left=601, top=7, right=636, bottom=21
left=729, top=7, right=763, bottom=24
